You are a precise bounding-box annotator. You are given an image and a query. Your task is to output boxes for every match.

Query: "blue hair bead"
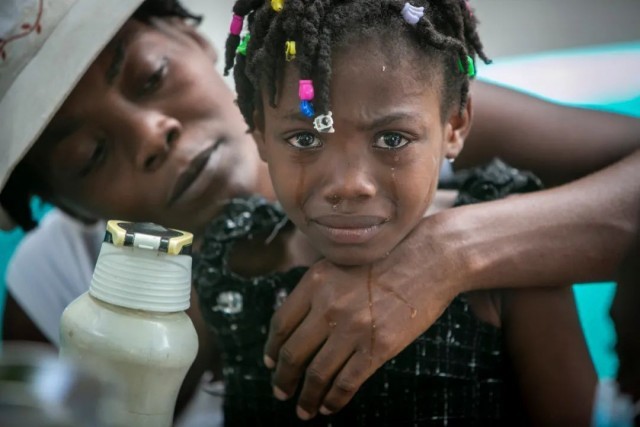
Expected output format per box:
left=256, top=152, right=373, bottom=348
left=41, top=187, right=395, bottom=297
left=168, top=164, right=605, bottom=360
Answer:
left=300, top=100, right=315, bottom=118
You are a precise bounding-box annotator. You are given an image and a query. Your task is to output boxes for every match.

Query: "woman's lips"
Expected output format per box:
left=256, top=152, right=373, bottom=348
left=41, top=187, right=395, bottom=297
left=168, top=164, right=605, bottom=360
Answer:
left=168, top=139, right=226, bottom=206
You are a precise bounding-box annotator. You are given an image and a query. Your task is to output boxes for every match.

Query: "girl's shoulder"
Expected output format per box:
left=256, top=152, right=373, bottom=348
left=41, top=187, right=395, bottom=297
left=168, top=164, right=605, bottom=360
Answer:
left=428, top=158, right=544, bottom=216
left=453, top=158, right=544, bottom=206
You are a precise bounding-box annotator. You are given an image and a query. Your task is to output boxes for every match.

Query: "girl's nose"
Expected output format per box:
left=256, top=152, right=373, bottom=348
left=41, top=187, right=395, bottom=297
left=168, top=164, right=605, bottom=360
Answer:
left=129, top=111, right=182, bottom=172
left=322, top=155, right=377, bottom=205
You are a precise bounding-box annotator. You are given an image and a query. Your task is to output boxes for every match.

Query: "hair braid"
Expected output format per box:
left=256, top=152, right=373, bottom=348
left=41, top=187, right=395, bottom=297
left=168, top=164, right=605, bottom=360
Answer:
left=228, top=0, right=491, bottom=131
left=224, top=0, right=263, bottom=76
left=460, top=4, right=491, bottom=64
left=296, top=0, right=322, bottom=83
left=313, top=24, right=333, bottom=115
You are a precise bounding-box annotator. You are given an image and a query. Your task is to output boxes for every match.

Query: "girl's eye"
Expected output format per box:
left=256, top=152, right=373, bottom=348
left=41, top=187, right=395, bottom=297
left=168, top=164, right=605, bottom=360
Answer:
left=374, top=132, right=410, bottom=149
left=286, top=132, right=322, bottom=149
left=140, top=57, right=168, bottom=95
left=78, top=139, right=107, bottom=178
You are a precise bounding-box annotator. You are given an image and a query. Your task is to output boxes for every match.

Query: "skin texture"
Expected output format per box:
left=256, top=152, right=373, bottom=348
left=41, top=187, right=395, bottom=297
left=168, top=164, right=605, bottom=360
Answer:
left=2, top=14, right=640, bottom=426
left=253, top=38, right=595, bottom=424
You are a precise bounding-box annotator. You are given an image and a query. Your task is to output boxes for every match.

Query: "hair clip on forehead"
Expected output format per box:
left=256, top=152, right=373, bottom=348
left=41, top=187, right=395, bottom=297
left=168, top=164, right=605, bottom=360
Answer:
left=401, top=2, right=425, bottom=26
left=271, top=0, right=284, bottom=12
left=314, top=112, right=335, bottom=133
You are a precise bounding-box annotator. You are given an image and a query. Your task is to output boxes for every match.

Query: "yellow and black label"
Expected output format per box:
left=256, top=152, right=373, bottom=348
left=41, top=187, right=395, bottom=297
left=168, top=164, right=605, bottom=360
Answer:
left=104, top=220, right=192, bottom=255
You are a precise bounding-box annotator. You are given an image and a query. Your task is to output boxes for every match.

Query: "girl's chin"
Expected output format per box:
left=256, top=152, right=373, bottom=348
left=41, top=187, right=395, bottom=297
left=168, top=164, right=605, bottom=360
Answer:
left=322, top=249, right=390, bottom=268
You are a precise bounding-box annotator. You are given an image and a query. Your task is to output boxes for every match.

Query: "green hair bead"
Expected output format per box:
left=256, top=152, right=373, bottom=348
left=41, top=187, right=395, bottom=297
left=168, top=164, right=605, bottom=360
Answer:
left=457, top=55, right=476, bottom=77
left=236, top=34, right=251, bottom=56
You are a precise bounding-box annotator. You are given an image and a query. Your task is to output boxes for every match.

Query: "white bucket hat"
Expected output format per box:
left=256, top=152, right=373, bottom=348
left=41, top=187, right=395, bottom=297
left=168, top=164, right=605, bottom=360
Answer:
left=0, top=0, right=145, bottom=230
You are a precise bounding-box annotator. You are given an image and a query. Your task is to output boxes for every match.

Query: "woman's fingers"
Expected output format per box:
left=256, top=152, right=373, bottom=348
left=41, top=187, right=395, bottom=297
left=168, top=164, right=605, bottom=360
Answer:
left=270, top=311, right=330, bottom=400
left=263, top=269, right=317, bottom=368
left=289, top=335, right=358, bottom=419
left=318, top=349, right=379, bottom=416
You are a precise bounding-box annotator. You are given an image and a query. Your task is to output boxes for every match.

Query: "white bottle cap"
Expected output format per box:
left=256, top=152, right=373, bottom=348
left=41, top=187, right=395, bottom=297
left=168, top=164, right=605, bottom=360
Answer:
left=89, top=221, right=193, bottom=312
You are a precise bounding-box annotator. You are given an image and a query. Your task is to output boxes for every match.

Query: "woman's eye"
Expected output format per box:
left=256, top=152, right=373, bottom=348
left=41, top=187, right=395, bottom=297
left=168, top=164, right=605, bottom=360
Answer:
left=141, top=57, right=168, bottom=95
left=286, top=132, right=322, bottom=149
left=78, top=140, right=107, bottom=178
left=374, top=132, right=410, bottom=149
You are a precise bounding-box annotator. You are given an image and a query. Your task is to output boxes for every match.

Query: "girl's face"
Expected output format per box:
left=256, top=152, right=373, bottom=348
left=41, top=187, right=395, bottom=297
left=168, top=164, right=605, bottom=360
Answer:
left=27, top=18, right=262, bottom=234
left=254, top=41, right=471, bottom=266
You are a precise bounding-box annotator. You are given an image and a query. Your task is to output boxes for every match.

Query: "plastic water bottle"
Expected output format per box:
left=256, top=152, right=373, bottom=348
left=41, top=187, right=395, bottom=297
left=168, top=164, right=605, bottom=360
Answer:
left=59, top=221, right=199, bottom=427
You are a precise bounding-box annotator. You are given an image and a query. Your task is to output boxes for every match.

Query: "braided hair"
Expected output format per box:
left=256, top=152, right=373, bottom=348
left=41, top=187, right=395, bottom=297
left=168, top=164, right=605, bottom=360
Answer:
left=0, top=0, right=201, bottom=231
left=225, top=0, right=490, bottom=131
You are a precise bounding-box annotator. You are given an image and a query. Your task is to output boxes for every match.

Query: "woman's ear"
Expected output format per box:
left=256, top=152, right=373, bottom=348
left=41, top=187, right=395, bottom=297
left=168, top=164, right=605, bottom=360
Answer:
left=444, top=96, right=473, bottom=161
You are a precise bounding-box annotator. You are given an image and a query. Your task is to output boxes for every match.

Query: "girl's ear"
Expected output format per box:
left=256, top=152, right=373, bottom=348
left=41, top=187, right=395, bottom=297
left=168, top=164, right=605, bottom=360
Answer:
left=252, top=111, right=268, bottom=162
left=444, top=96, right=473, bottom=161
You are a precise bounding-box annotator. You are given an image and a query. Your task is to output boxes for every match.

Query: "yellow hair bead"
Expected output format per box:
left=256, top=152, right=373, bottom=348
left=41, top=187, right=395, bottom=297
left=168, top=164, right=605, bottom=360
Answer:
left=271, top=0, right=284, bottom=12
left=285, top=40, right=296, bottom=61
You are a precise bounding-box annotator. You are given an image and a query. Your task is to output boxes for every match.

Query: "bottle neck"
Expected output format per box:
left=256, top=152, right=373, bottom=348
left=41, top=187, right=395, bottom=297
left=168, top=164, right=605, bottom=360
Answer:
left=89, top=243, right=192, bottom=312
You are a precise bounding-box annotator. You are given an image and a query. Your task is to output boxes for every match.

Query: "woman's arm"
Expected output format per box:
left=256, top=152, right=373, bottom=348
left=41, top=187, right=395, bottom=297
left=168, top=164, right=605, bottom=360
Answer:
left=264, top=148, right=640, bottom=418
left=462, top=81, right=640, bottom=187
left=454, top=148, right=640, bottom=290
left=501, top=286, right=597, bottom=426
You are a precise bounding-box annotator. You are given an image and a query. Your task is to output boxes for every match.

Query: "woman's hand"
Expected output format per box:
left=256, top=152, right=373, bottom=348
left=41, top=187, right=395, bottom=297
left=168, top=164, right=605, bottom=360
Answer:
left=263, top=212, right=466, bottom=420
left=263, top=148, right=640, bottom=419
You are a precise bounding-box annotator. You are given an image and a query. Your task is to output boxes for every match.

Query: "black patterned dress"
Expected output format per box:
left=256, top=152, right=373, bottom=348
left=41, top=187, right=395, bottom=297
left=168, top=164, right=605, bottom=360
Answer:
left=193, top=159, right=543, bottom=426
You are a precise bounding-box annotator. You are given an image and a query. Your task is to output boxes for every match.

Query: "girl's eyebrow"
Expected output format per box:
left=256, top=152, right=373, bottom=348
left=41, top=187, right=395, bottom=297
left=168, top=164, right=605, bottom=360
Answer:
left=358, top=112, right=419, bottom=131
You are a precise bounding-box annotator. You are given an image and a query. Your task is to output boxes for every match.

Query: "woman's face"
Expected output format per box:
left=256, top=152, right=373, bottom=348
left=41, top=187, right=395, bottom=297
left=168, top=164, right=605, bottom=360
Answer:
left=254, top=40, right=470, bottom=266
left=27, top=18, right=261, bottom=234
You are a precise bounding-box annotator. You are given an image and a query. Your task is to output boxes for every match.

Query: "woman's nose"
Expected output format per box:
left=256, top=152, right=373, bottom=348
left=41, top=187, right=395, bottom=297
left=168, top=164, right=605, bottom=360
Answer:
left=128, top=111, right=182, bottom=172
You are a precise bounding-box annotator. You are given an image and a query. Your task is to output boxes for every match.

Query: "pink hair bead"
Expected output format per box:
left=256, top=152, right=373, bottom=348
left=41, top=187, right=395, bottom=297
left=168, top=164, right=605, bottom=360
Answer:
left=299, top=80, right=314, bottom=101
left=230, top=14, right=243, bottom=35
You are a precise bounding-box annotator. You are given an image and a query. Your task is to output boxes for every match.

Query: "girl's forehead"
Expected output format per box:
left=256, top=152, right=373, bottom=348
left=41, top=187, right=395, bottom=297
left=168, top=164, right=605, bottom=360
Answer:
left=272, top=56, right=442, bottom=125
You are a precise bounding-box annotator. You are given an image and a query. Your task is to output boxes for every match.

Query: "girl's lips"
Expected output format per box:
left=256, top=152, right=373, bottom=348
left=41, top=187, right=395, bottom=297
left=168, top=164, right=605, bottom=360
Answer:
left=310, top=215, right=387, bottom=245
